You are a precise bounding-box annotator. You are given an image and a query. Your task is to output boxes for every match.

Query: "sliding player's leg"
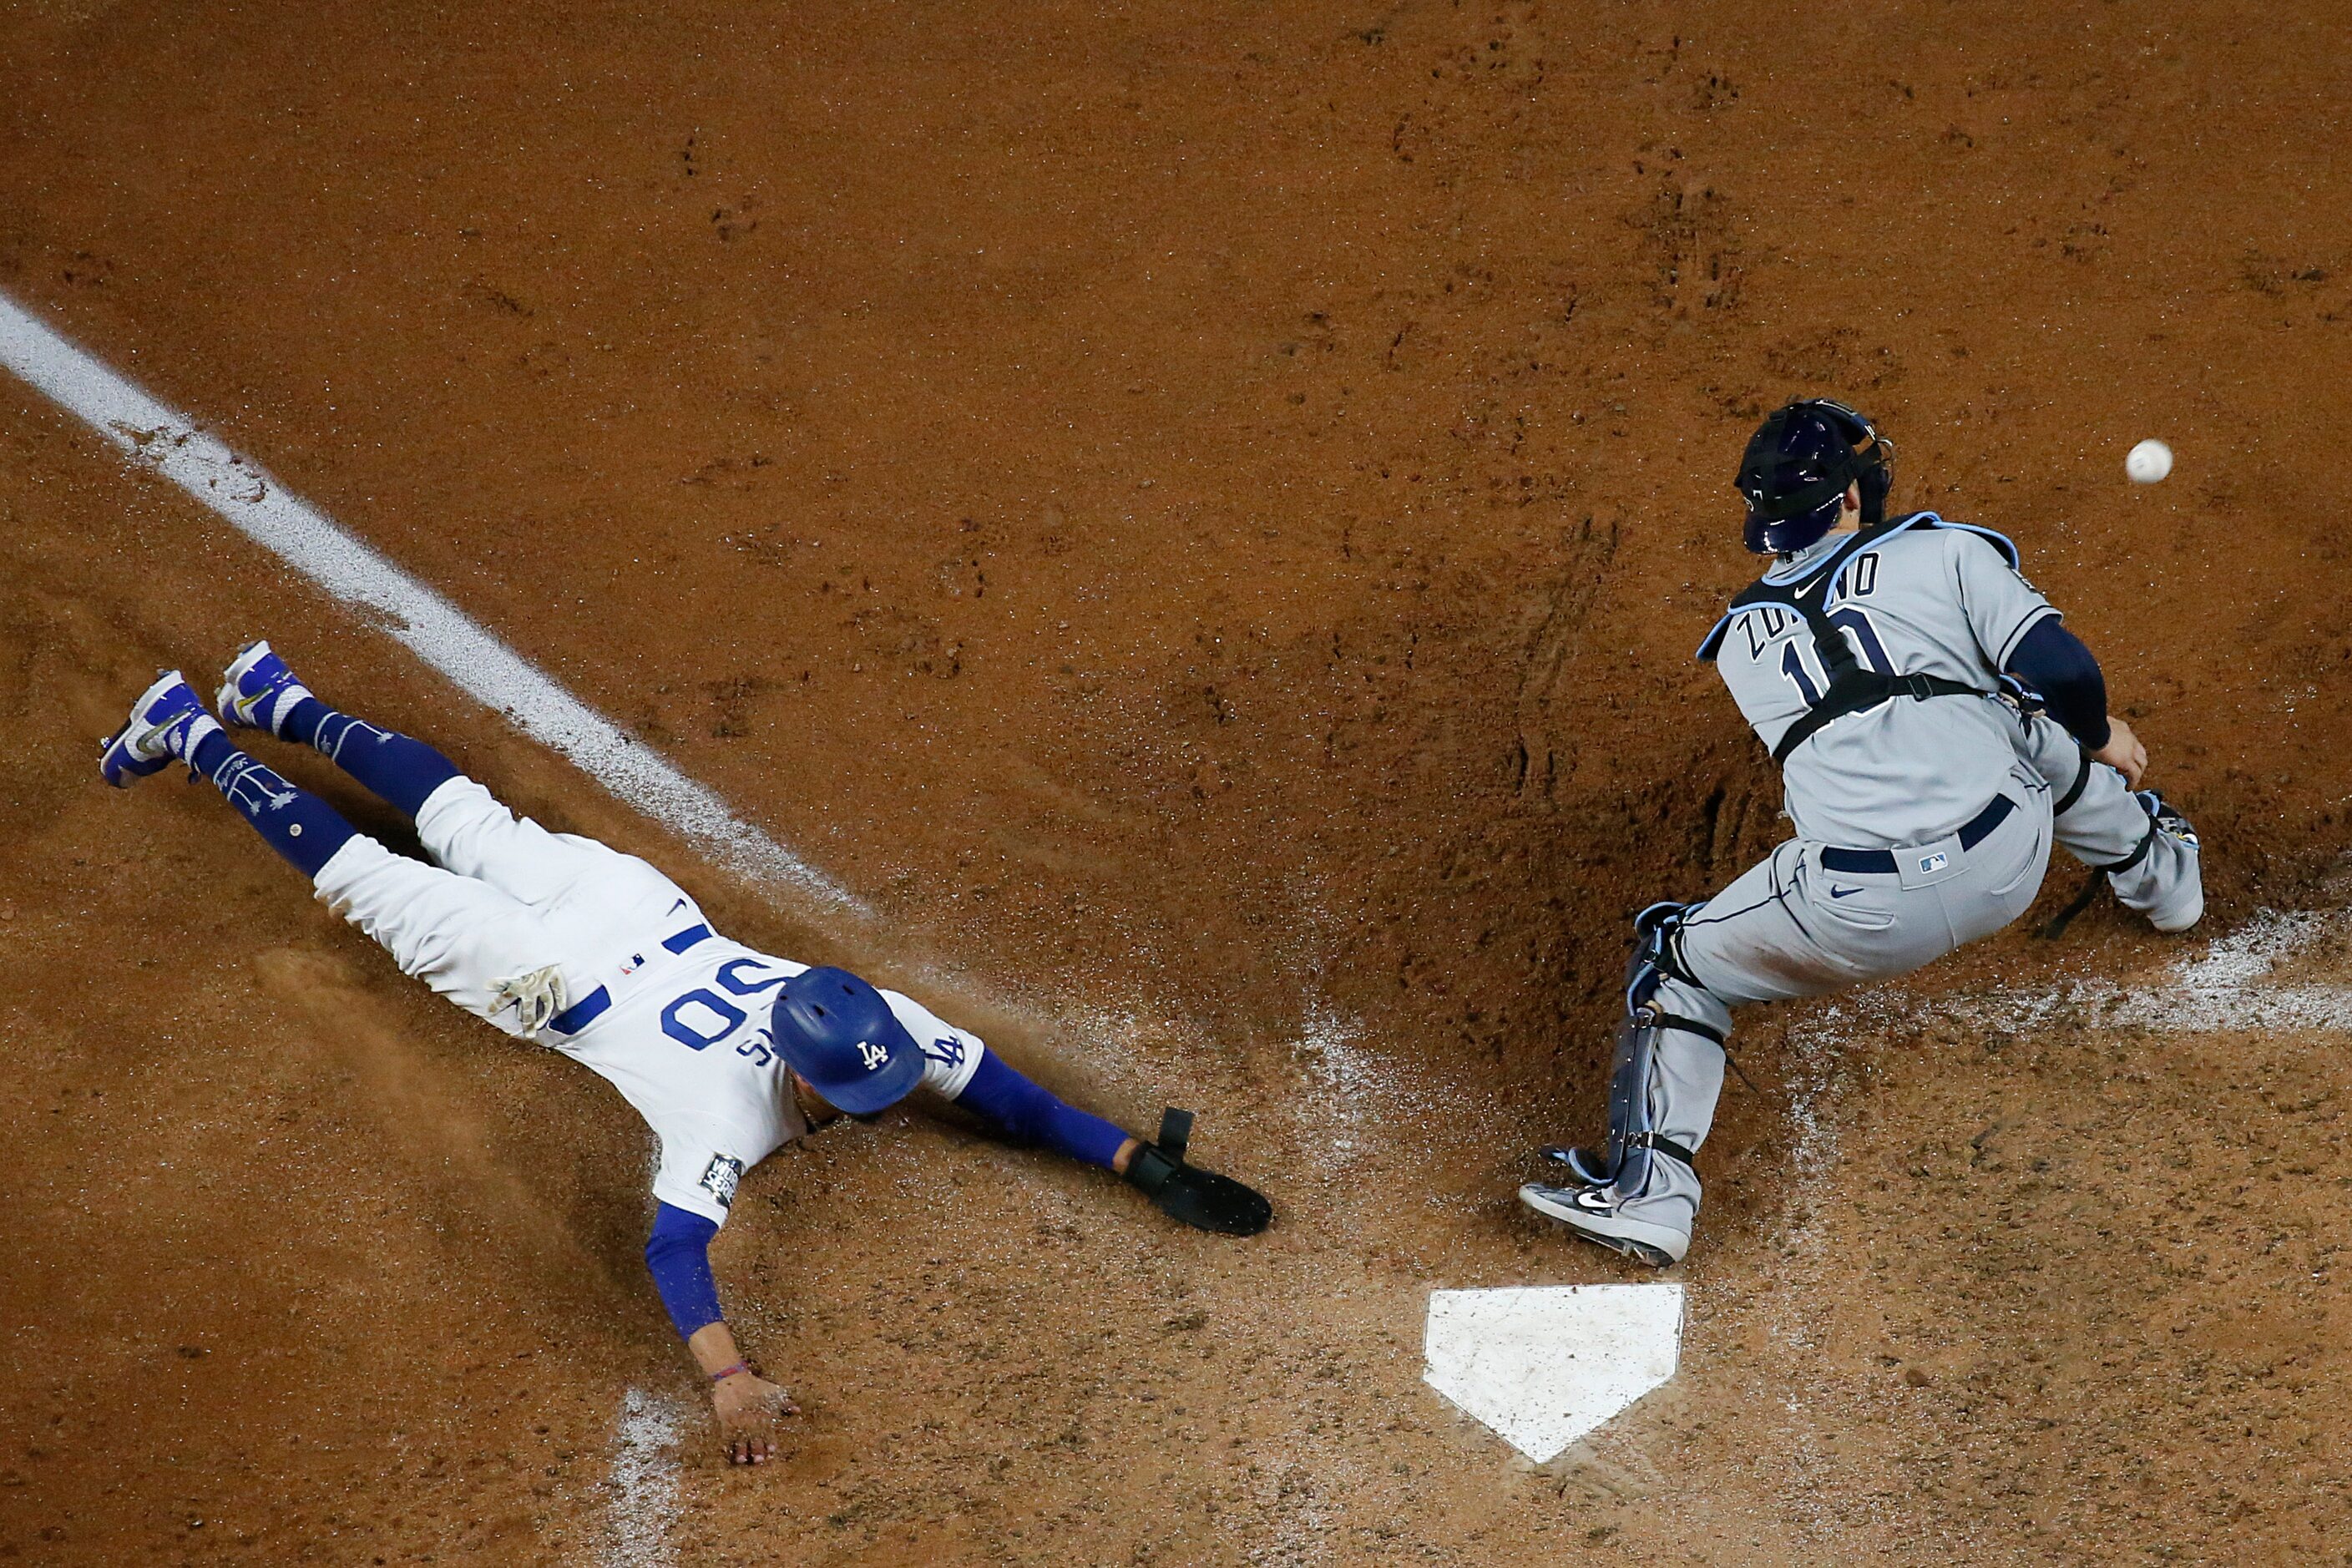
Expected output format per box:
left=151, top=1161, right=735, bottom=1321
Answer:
left=217, top=642, right=691, bottom=936
left=111, top=668, right=574, bottom=1037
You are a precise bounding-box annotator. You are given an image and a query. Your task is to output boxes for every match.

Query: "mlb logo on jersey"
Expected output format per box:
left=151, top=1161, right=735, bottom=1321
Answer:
left=1918, top=851, right=1950, bottom=874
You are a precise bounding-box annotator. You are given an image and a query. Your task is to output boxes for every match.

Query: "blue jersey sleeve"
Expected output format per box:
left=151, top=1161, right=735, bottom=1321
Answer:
left=644, top=1202, right=725, bottom=1338
left=2006, top=616, right=2111, bottom=749
left=948, top=1052, right=1131, bottom=1170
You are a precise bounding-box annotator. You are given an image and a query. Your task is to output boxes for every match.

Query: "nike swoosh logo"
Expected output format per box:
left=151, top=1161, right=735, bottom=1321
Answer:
left=670, top=898, right=689, bottom=913
left=1830, top=885, right=1864, bottom=899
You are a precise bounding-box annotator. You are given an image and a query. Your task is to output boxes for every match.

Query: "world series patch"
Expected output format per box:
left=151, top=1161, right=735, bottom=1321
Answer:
left=700, top=1154, right=744, bottom=1209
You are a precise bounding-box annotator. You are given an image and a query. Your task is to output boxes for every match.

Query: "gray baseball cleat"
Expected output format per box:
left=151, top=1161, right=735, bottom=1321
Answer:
left=2135, top=789, right=2198, bottom=850
left=1518, top=1180, right=1689, bottom=1267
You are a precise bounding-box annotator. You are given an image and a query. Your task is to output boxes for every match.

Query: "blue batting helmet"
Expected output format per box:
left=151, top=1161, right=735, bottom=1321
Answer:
left=769, top=967, right=925, bottom=1115
left=1735, top=398, right=1893, bottom=554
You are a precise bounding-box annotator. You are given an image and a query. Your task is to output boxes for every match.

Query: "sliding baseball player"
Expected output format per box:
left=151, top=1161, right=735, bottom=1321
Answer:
left=101, top=644, right=1271, bottom=1463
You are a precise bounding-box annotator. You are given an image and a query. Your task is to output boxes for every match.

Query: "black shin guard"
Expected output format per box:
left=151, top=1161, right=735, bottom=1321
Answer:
left=1550, top=903, right=1722, bottom=1191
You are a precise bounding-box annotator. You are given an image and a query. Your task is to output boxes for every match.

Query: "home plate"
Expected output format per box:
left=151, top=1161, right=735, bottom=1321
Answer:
left=1423, top=1284, right=1685, bottom=1462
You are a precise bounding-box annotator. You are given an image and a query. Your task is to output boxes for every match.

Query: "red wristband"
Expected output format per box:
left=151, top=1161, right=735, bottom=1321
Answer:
left=709, top=1360, right=750, bottom=1382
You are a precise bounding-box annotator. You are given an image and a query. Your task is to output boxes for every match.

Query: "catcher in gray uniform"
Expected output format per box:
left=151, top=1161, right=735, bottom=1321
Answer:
left=1521, top=399, right=2203, bottom=1265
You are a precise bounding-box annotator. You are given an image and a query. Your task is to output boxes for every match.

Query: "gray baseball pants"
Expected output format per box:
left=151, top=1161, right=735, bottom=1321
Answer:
left=1625, top=713, right=2203, bottom=1229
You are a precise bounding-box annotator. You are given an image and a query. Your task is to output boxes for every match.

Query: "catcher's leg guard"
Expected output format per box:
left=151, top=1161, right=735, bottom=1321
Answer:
left=2108, top=789, right=2203, bottom=933
left=1547, top=902, right=1731, bottom=1196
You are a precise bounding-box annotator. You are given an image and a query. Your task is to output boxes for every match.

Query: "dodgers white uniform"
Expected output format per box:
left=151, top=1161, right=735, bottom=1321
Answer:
left=312, top=777, right=985, bottom=1225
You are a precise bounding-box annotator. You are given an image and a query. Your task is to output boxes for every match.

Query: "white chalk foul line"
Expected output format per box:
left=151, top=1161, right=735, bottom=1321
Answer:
left=0, top=289, right=867, bottom=917
left=603, top=1387, right=685, bottom=1568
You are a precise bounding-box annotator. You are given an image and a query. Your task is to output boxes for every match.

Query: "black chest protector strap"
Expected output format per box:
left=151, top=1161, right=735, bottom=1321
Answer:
left=1729, top=524, right=1990, bottom=764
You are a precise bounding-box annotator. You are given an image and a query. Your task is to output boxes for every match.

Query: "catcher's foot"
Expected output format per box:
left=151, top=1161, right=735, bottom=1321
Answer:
left=2131, top=789, right=2203, bottom=933
left=1519, top=1180, right=1688, bottom=1267
left=217, top=640, right=315, bottom=736
left=99, top=670, right=220, bottom=787
left=2137, top=789, right=2199, bottom=851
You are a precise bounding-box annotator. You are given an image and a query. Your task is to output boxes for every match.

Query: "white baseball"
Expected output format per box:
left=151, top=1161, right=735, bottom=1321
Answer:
left=2126, top=438, right=2172, bottom=483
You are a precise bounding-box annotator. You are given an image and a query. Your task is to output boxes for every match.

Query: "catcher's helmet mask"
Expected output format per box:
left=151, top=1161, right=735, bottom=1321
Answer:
left=1736, top=398, right=1894, bottom=556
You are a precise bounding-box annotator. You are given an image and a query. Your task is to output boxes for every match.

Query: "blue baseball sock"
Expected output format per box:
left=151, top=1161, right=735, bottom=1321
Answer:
left=189, top=729, right=358, bottom=879
left=280, top=698, right=460, bottom=818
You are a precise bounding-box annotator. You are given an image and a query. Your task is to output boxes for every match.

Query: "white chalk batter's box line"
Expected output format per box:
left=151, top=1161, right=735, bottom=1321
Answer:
left=1808, top=902, right=2352, bottom=1044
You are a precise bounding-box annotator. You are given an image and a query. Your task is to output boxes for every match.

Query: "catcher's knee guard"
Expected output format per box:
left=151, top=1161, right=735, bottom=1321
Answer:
left=1550, top=902, right=1726, bottom=1194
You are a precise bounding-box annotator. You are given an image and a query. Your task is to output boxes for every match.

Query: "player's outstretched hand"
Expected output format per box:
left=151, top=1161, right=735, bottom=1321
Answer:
left=1121, top=1108, right=1272, bottom=1237
left=711, top=1368, right=798, bottom=1466
left=2093, top=716, right=2148, bottom=788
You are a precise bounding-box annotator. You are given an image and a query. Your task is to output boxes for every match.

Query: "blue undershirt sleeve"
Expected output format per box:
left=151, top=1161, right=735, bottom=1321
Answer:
left=2005, top=616, right=2111, bottom=749
left=644, top=1202, right=724, bottom=1339
left=948, top=1052, right=1131, bottom=1171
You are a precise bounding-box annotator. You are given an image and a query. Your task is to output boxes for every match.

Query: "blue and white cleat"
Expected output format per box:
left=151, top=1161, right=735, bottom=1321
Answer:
left=99, top=670, right=220, bottom=787
left=216, top=640, right=315, bottom=736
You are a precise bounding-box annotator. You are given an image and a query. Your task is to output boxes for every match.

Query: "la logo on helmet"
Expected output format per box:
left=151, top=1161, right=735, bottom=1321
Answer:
left=857, top=1039, right=889, bottom=1071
